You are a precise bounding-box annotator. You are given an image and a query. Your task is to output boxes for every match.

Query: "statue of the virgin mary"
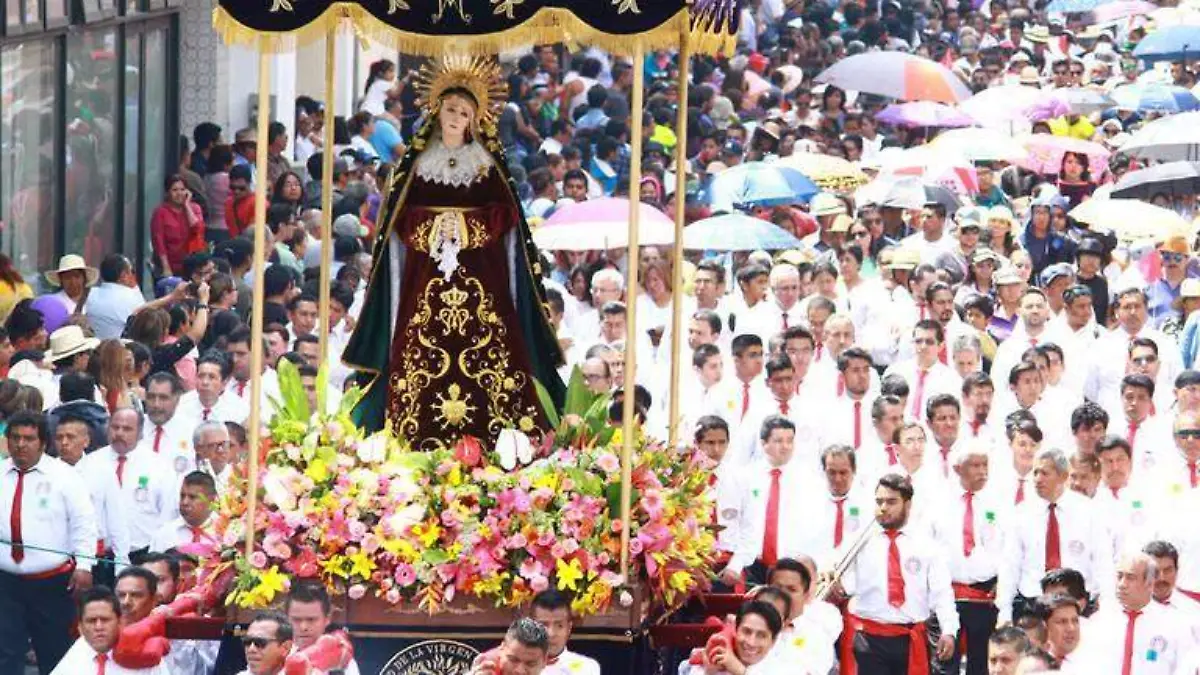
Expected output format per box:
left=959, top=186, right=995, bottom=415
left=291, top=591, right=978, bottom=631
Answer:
left=343, top=56, right=565, bottom=449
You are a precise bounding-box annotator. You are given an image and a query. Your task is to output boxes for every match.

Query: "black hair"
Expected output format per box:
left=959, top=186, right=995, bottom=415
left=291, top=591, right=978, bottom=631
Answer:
left=6, top=410, right=48, bottom=444
left=694, top=415, right=730, bottom=443
left=1096, top=434, right=1132, bottom=459
left=140, top=552, right=181, bottom=580
left=1120, top=373, right=1155, bottom=398
left=116, top=566, right=159, bottom=597
left=759, top=414, right=796, bottom=442
left=250, top=610, right=295, bottom=642
left=769, top=558, right=813, bottom=592
left=1069, top=401, right=1109, bottom=433
left=1040, top=569, right=1088, bottom=601
left=286, top=579, right=333, bottom=615
left=736, top=600, right=783, bottom=638
left=877, top=472, right=914, bottom=501
left=78, top=586, right=121, bottom=617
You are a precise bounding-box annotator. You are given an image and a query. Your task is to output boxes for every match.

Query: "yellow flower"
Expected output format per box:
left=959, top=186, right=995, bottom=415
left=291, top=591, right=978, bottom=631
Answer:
left=473, top=572, right=509, bottom=597
left=348, top=552, right=376, bottom=580
left=556, top=558, right=584, bottom=591
left=669, top=570, right=692, bottom=593
left=382, top=538, right=418, bottom=562
left=416, top=522, right=441, bottom=548
left=240, top=566, right=289, bottom=607
left=321, top=555, right=349, bottom=579
left=304, top=458, right=329, bottom=483
left=448, top=464, right=463, bottom=487
left=532, top=473, right=559, bottom=492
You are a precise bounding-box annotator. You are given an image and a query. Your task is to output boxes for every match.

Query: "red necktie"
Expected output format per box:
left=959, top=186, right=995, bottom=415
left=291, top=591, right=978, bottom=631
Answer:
left=116, top=455, right=127, bottom=488
left=782, top=313, right=789, bottom=330
left=1189, top=459, right=1198, bottom=489
left=963, top=491, right=976, bottom=557
left=938, top=344, right=948, bottom=365
left=885, top=529, right=905, bottom=607
left=1127, top=420, right=1139, bottom=450
left=833, top=498, right=845, bottom=547
left=153, top=426, right=164, bottom=454
left=237, top=381, right=246, bottom=397
left=919, top=305, right=927, bottom=321
left=1046, top=502, right=1062, bottom=571
left=1111, top=485, right=1122, bottom=499
left=95, top=653, right=108, bottom=675
left=853, top=401, right=862, bottom=449
left=912, top=369, right=928, bottom=418
left=762, top=468, right=782, bottom=566
left=940, top=445, right=952, bottom=477
left=1121, top=610, right=1142, bottom=675
left=1030, top=338, right=1038, bottom=348
left=970, top=419, right=981, bottom=437
left=9, top=469, right=28, bottom=563
left=836, top=374, right=846, bottom=397
left=1016, top=478, right=1025, bottom=505
left=885, top=443, right=899, bottom=465
left=814, top=342, right=823, bottom=361
left=779, top=399, right=789, bottom=416
left=741, top=382, right=751, bottom=420
left=202, top=408, right=211, bottom=421
left=190, top=526, right=204, bottom=543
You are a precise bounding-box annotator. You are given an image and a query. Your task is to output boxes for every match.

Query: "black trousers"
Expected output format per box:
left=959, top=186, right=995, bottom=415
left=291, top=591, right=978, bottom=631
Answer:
left=0, top=569, right=76, bottom=675
left=945, top=601, right=998, bottom=675
left=853, top=631, right=916, bottom=675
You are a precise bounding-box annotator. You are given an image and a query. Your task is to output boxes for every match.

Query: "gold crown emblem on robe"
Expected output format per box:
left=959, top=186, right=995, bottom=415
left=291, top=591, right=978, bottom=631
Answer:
left=416, top=55, right=506, bottom=130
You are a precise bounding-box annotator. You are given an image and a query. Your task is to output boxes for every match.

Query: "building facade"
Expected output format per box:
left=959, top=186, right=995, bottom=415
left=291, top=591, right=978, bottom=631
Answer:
left=2, top=0, right=180, bottom=289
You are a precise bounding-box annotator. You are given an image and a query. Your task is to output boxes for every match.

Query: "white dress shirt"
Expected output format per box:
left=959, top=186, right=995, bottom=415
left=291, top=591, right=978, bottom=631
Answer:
left=796, top=485, right=874, bottom=569
left=996, top=490, right=1114, bottom=623
left=1159, top=489, right=1200, bottom=595
left=770, top=611, right=836, bottom=675
left=1092, top=481, right=1164, bottom=555
left=78, top=447, right=179, bottom=551
left=727, top=460, right=821, bottom=572
left=1108, top=413, right=1174, bottom=478
left=1076, top=602, right=1186, bottom=675
left=1151, top=448, right=1200, bottom=496
left=930, top=486, right=1005, bottom=584
left=139, top=414, right=198, bottom=478
left=1086, top=327, right=1183, bottom=409
left=149, top=515, right=215, bottom=553
left=222, top=368, right=283, bottom=424
left=50, top=640, right=170, bottom=674
left=815, top=394, right=874, bottom=451
left=70, top=458, right=130, bottom=565
left=842, top=525, right=960, bottom=635
left=882, top=359, right=962, bottom=422
left=0, top=455, right=97, bottom=575
left=176, top=390, right=241, bottom=426
left=543, top=649, right=600, bottom=675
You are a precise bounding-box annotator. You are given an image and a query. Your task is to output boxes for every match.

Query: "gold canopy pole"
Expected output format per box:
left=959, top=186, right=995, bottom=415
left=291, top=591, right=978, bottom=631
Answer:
left=667, top=33, right=691, bottom=447
left=317, top=24, right=337, bottom=363
left=245, top=49, right=272, bottom=559
left=619, top=46, right=646, bottom=581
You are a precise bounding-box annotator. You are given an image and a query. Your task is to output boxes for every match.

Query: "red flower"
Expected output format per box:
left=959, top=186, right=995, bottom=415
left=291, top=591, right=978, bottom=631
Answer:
left=454, top=435, right=484, bottom=468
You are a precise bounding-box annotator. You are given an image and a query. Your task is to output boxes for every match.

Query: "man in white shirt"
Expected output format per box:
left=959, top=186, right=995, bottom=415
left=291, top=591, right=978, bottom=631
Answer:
left=734, top=356, right=807, bottom=470
left=177, top=352, right=240, bottom=425
left=932, top=445, right=1004, bottom=675
left=838, top=473, right=958, bottom=672
left=83, top=253, right=146, bottom=340
left=996, top=448, right=1114, bottom=624
left=238, top=611, right=295, bottom=675
left=1160, top=411, right=1200, bottom=493
left=991, top=288, right=1056, bottom=402
left=1037, top=592, right=1085, bottom=669
left=725, top=334, right=767, bottom=427
left=55, top=413, right=128, bottom=586
left=901, top=203, right=954, bottom=265
left=140, top=372, right=197, bottom=479
left=1077, top=551, right=1188, bottom=674
left=884, top=320, right=962, bottom=423
left=1108, top=374, right=1173, bottom=477
left=679, top=344, right=733, bottom=439
left=50, top=587, right=170, bottom=675
left=986, top=626, right=1032, bottom=675
left=960, top=373, right=995, bottom=442
left=925, top=394, right=964, bottom=480
left=80, top=408, right=179, bottom=552
left=1143, top=540, right=1200, bottom=648
left=192, top=421, right=233, bottom=494
left=572, top=268, right=624, bottom=347
left=1094, top=436, right=1163, bottom=555
left=766, top=559, right=836, bottom=674
left=284, top=582, right=359, bottom=674
left=817, top=347, right=876, bottom=451
left=680, top=601, right=788, bottom=675
left=529, top=590, right=600, bottom=675
left=766, top=263, right=802, bottom=338
left=1086, top=288, right=1183, bottom=409
left=469, top=618, right=552, bottom=675
left=0, top=410, right=99, bottom=674
left=855, top=395, right=905, bottom=487
left=223, top=326, right=282, bottom=421
left=150, top=471, right=218, bottom=552
left=800, top=445, right=873, bottom=568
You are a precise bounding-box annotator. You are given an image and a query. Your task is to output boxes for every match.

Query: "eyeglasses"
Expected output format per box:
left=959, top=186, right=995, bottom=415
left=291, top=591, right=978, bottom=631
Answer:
left=1063, top=285, right=1093, bottom=302
left=851, top=230, right=870, bottom=238
left=1162, top=252, right=1188, bottom=263
left=1175, top=429, right=1200, bottom=439
left=241, top=636, right=279, bottom=649
left=1131, top=355, right=1158, bottom=366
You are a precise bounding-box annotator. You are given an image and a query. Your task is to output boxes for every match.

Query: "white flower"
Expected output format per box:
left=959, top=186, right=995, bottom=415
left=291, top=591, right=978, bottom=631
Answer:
left=262, top=467, right=298, bottom=511
left=496, top=430, right=518, bottom=471
left=387, top=504, right=426, bottom=535
left=356, top=434, right=388, bottom=464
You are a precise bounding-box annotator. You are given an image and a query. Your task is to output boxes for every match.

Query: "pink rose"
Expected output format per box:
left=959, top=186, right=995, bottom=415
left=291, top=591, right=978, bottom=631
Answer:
left=348, top=584, right=366, bottom=600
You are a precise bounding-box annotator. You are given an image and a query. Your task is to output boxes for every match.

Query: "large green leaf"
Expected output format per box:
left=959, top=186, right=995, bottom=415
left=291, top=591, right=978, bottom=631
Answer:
left=533, top=378, right=561, bottom=429
left=275, top=359, right=310, bottom=420
left=564, top=366, right=597, bottom=416
left=315, top=363, right=329, bottom=417
left=604, top=480, right=639, bottom=522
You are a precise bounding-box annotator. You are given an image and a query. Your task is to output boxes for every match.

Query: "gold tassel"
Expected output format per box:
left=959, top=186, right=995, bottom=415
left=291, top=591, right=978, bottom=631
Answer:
left=212, top=4, right=735, bottom=56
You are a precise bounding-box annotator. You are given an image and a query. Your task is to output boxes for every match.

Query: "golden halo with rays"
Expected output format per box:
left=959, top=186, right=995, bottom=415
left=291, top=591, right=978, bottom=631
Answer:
left=415, top=55, right=507, bottom=132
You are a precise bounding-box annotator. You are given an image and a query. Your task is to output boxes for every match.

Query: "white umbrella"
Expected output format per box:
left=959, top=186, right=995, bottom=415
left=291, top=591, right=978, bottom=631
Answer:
left=532, top=198, right=675, bottom=251
left=929, top=128, right=1031, bottom=162
left=1121, top=111, right=1200, bottom=161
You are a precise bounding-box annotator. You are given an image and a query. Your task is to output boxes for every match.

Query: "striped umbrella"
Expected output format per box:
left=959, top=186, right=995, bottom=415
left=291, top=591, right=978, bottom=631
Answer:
left=814, top=52, right=972, bottom=104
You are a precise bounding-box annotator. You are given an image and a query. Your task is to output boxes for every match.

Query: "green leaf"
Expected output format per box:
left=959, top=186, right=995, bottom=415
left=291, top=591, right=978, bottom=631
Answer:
left=275, top=359, right=310, bottom=420
left=564, top=366, right=597, bottom=416
left=533, top=378, right=561, bottom=429
left=584, top=394, right=612, bottom=437
left=604, top=480, right=639, bottom=520
left=315, top=364, right=329, bottom=418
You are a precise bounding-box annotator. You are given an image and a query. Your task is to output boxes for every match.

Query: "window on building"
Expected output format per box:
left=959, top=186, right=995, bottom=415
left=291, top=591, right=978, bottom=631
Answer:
left=1, top=39, right=60, bottom=284
left=140, top=25, right=168, bottom=269
left=64, top=26, right=118, bottom=266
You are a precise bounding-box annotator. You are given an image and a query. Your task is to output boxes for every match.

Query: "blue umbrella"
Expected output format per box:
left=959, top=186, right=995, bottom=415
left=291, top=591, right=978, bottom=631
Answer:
left=706, top=162, right=819, bottom=209
left=1045, top=0, right=1103, bottom=12
left=1133, top=26, right=1200, bottom=63
left=1110, top=83, right=1200, bottom=113
left=683, top=213, right=805, bottom=251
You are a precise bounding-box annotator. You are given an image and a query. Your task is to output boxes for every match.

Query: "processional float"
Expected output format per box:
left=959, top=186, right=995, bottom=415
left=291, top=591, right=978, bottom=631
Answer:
left=134, top=1, right=742, bottom=673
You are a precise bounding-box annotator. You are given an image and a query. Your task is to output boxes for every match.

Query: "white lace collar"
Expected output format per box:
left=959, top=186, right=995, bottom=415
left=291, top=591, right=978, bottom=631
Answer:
left=413, top=138, right=492, bottom=187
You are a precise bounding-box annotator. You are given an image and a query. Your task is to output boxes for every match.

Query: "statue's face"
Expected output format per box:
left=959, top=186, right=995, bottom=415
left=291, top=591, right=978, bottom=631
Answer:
left=439, top=93, right=477, bottom=142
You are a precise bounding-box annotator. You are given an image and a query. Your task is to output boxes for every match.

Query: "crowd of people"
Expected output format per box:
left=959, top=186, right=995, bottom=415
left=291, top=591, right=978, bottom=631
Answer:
left=5, top=0, right=1200, bottom=672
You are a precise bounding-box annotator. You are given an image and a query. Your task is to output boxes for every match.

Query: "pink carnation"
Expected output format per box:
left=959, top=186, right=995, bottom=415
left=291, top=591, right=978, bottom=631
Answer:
left=348, top=584, right=366, bottom=600
left=250, top=551, right=268, bottom=569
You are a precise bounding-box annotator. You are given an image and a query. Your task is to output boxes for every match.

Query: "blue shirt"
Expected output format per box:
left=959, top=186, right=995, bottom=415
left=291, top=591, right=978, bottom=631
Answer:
left=370, top=118, right=404, bottom=164
left=1148, top=278, right=1183, bottom=327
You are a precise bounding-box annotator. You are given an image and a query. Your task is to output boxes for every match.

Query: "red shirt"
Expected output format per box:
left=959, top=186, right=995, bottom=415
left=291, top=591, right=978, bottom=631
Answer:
left=150, top=202, right=202, bottom=273
left=224, top=194, right=255, bottom=238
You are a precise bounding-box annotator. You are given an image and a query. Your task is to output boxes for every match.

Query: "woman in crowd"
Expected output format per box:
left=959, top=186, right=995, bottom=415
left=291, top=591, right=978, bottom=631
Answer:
left=0, top=253, right=33, bottom=325
left=150, top=174, right=204, bottom=278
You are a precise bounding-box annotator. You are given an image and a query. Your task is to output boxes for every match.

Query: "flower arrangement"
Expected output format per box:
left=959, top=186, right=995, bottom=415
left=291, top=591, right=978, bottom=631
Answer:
left=197, top=363, right=718, bottom=618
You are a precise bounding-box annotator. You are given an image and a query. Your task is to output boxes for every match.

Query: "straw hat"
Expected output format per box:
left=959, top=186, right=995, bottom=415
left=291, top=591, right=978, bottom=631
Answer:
left=1174, top=278, right=1200, bottom=310
left=1025, top=25, right=1051, bottom=43
left=1159, top=234, right=1191, bottom=256
left=44, top=254, right=98, bottom=287
left=972, top=248, right=1003, bottom=266
left=47, top=325, right=100, bottom=363
left=987, top=205, right=1018, bottom=230
left=885, top=248, right=921, bottom=271
left=829, top=214, right=854, bottom=233
left=1018, top=66, right=1041, bottom=85
left=776, top=249, right=814, bottom=266
left=811, top=192, right=847, bottom=218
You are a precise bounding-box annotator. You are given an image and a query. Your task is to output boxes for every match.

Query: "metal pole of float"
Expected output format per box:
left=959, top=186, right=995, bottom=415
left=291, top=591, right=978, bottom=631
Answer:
left=667, top=32, right=691, bottom=447
left=245, top=48, right=272, bottom=559
left=619, top=44, right=647, bottom=581
left=317, top=24, right=338, bottom=364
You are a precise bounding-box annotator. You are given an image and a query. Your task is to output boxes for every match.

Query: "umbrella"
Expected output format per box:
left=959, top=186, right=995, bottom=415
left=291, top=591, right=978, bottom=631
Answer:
left=533, top=198, right=675, bottom=251
left=1111, top=161, right=1200, bottom=199
left=1019, top=135, right=1111, bottom=175
left=877, top=146, right=979, bottom=194
left=868, top=176, right=963, bottom=212
left=874, top=101, right=976, bottom=128
left=1121, top=111, right=1200, bottom=160
left=775, top=153, right=869, bottom=191
left=706, top=162, right=819, bottom=209
left=1110, top=83, right=1200, bottom=113
left=929, top=128, right=1030, bottom=162
left=1047, top=0, right=1104, bottom=12
left=1133, top=25, right=1200, bottom=63
left=1069, top=198, right=1191, bottom=242
left=960, top=85, right=1050, bottom=131
left=814, top=52, right=971, bottom=103
left=1092, top=0, right=1157, bottom=23
left=1051, top=88, right=1118, bottom=116
left=682, top=213, right=804, bottom=251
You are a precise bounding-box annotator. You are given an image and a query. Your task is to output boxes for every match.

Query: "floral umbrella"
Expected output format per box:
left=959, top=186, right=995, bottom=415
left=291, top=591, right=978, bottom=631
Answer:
left=1018, top=135, right=1111, bottom=175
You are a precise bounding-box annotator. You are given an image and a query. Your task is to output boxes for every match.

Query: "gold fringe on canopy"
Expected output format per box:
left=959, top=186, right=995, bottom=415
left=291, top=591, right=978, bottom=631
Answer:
left=212, top=3, right=735, bottom=56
